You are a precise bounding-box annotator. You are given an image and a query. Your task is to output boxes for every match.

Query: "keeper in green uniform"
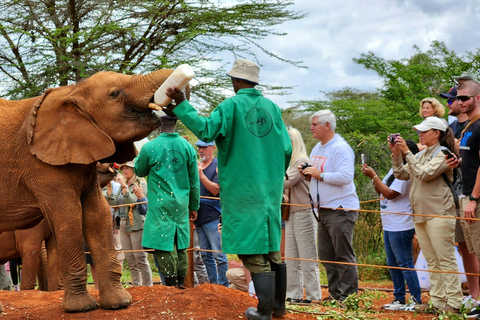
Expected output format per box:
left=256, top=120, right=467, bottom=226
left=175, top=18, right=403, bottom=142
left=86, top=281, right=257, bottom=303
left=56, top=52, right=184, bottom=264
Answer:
left=166, top=59, right=292, bottom=320
left=134, top=113, right=200, bottom=288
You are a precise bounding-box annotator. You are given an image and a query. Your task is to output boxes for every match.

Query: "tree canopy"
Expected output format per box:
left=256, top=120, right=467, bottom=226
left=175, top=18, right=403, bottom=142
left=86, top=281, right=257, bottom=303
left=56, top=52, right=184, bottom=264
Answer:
left=353, top=41, right=480, bottom=127
left=0, top=0, right=305, bottom=103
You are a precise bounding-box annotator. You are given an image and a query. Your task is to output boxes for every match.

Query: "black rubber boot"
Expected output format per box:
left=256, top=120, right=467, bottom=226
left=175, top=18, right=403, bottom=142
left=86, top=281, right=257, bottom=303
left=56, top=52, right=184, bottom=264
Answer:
left=245, top=272, right=275, bottom=320
left=164, top=276, right=177, bottom=287
left=271, top=262, right=287, bottom=317
left=177, top=275, right=186, bottom=289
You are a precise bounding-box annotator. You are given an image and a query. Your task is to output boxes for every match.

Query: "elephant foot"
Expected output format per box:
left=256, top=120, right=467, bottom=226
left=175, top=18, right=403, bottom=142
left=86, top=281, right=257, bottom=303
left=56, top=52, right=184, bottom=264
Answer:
left=99, top=283, right=131, bottom=310
left=0, top=301, right=4, bottom=313
left=63, top=290, right=99, bottom=313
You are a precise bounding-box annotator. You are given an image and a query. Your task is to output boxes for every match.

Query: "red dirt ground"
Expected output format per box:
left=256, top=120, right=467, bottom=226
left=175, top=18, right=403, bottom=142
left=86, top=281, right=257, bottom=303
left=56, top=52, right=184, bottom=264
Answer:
left=0, top=284, right=440, bottom=319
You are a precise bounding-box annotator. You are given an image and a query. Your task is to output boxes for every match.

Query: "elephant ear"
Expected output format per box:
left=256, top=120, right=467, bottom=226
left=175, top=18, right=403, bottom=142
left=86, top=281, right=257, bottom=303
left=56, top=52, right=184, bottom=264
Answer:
left=27, top=87, right=116, bottom=165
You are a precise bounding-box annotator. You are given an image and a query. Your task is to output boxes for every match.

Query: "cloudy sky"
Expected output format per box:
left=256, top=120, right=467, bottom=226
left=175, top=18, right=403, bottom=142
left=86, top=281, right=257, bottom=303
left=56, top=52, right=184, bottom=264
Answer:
left=238, top=0, right=480, bottom=109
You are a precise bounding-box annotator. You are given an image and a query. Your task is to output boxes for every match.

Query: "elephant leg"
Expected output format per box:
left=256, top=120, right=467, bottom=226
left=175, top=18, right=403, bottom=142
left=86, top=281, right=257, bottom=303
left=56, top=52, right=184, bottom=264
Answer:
left=45, top=236, right=63, bottom=291
left=37, top=241, right=48, bottom=291
left=19, top=252, right=39, bottom=290
left=83, top=192, right=131, bottom=310
left=46, top=203, right=98, bottom=313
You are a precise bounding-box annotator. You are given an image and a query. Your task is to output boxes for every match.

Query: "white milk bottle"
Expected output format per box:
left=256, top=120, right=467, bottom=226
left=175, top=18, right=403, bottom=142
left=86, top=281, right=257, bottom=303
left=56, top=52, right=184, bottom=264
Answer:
left=154, top=64, right=195, bottom=107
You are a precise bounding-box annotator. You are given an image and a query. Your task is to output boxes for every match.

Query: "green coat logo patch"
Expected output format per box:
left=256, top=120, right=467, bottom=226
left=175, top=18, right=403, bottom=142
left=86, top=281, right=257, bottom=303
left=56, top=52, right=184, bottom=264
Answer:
left=245, top=107, right=273, bottom=137
left=164, top=150, right=185, bottom=172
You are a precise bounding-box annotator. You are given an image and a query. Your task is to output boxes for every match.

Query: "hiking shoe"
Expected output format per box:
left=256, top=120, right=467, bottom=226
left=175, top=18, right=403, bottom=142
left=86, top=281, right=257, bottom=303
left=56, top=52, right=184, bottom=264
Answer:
left=414, top=304, right=438, bottom=314
left=402, top=298, right=421, bottom=312
left=286, top=298, right=302, bottom=303
left=438, top=304, right=460, bottom=314
left=464, top=296, right=480, bottom=312
left=382, top=299, right=406, bottom=310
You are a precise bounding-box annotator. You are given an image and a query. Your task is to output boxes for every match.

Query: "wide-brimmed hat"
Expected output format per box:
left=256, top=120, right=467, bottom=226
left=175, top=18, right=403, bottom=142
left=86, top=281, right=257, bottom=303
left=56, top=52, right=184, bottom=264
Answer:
left=440, top=86, right=457, bottom=99
left=412, top=117, right=447, bottom=132
left=227, top=59, right=260, bottom=84
left=120, top=161, right=135, bottom=168
left=195, top=140, right=215, bottom=147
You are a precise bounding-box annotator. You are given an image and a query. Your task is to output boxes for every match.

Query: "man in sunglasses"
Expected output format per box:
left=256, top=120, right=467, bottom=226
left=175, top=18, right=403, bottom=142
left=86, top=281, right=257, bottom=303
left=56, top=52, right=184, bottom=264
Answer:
left=441, top=86, right=468, bottom=139
left=441, top=84, right=480, bottom=312
left=447, top=74, right=480, bottom=314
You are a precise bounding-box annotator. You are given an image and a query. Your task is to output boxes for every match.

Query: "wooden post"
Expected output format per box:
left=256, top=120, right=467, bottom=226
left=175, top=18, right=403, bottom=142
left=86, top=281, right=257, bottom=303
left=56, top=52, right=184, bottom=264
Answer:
left=185, top=220, right=195, bottom=288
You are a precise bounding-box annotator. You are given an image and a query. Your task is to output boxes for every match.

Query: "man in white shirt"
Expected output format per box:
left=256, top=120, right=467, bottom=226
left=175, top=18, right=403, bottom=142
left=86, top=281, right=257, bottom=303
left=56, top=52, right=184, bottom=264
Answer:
left=300, top=109, right=359, bottom=301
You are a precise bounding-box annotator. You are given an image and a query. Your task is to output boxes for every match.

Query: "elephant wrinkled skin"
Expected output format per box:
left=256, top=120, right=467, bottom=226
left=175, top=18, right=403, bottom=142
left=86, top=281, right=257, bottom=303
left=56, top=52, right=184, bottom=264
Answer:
left=0, top=69, right=174, bottom=313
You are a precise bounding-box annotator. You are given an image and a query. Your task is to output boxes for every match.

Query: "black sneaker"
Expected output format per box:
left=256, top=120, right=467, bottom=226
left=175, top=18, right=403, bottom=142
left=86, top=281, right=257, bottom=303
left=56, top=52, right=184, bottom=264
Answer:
left=468, top=307, right=480, bottom=318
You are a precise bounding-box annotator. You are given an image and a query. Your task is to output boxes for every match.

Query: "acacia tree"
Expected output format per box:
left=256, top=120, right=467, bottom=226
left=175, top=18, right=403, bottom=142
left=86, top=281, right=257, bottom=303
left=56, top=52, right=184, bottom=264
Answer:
left=0, top=0, right=304, bottom=103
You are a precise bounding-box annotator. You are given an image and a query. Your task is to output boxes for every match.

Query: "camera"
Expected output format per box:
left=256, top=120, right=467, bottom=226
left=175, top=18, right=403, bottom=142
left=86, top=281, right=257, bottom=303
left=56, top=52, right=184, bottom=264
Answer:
left=301, top=163, right=312, bottom=170
left=389, top=133, right=400, bottom=143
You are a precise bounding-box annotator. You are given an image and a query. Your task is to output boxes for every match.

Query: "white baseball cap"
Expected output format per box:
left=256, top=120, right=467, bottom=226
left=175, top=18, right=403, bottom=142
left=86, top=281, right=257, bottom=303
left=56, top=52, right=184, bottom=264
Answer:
left=412, top=117, right=447, bottom=132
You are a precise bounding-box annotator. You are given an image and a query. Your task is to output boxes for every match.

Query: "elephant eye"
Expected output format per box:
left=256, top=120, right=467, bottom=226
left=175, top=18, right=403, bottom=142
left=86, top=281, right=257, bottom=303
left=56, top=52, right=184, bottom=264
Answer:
left=110, top=89, right=122, bottom=98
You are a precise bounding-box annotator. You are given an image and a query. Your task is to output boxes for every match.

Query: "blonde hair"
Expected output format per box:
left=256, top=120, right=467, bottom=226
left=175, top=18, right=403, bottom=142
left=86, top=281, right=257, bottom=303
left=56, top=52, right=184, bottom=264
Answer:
left=419, top=97, right=445, bottom=118
left=287, top=127, right=308, bottom=167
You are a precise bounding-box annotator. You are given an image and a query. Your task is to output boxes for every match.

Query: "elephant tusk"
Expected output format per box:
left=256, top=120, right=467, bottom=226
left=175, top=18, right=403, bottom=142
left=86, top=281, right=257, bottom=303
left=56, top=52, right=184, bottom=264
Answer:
left=108, top=167, right=115, bottom=173
left=148, top=103, right=163, bottom=111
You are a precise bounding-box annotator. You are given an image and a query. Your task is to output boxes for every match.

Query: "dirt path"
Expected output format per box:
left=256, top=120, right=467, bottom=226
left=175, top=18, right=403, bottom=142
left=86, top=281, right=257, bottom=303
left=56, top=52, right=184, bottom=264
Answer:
left=0, top=284, right=440, bottom=319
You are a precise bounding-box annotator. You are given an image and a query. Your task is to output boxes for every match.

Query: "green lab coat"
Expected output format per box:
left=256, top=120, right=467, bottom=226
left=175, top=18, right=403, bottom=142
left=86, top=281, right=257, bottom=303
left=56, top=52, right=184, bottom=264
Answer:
left=135, top=132, right=200, bottom=251
left=173, top=88, right=292, bottom=254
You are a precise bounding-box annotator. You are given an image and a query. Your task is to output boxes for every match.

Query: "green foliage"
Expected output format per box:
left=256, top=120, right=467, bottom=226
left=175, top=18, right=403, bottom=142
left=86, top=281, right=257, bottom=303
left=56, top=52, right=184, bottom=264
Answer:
left=353, top=41, right=480, bottom=128
left=289, top=87, right=422, bottom=139
left=312, top=290, right=387, bottom=319
left=0, top=0, right=305, bottom=102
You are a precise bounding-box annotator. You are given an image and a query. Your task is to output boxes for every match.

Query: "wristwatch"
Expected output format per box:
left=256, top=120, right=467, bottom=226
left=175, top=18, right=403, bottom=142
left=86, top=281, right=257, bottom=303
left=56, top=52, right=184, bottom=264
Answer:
left=469, top=194, right=479, bottom=202
left=319, top=173, right=325, bottom=181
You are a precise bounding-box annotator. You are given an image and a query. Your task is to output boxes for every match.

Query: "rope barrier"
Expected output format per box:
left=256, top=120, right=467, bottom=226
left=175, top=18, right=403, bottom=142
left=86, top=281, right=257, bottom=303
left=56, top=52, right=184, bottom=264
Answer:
left=110, top=196, right=480, bottom=222
left=86, top=247, right=480, bottom=277
left=104, top=196, right=479, bottom=278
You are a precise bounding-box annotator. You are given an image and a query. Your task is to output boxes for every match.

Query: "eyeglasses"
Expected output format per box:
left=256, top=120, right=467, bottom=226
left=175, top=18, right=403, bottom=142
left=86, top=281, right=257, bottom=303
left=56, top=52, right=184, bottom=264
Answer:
left=447, top=99, right=455, bottom=105
left=456, top=95, right=477, bottom=102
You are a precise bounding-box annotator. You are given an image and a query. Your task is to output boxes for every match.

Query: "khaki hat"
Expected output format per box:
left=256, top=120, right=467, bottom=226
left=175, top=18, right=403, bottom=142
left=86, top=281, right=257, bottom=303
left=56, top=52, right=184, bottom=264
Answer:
left=227, top=59, right=260, bottom=84
left=120, top=161, right=135, bottom=168
left=455, top=72, right=480, bottom=85
left=412, top=117, right=447, bottom=132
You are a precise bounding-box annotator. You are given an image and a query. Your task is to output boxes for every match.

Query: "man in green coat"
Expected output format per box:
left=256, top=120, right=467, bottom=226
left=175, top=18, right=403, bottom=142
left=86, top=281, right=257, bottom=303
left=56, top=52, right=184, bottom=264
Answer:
left=166, top=59, right=292, bottom=320
left=134, top=114, right=200, bottom=287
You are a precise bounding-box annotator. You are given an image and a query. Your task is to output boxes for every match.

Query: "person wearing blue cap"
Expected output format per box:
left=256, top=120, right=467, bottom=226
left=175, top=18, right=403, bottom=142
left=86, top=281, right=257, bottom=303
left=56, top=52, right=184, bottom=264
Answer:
left=165, top=59, right=292, bottom=320
left=194, top=139, right=229, bottom=287
left=134, top=113, right=200, bottom=288
left=440, top=86, right=468, bottom=139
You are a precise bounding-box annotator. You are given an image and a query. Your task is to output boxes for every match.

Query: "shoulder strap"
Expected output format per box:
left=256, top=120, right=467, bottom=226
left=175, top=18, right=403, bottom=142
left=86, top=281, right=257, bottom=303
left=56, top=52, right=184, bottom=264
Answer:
left=415, top=145, right=447, bottom=160
left=459, top=114, right=480, bottom=140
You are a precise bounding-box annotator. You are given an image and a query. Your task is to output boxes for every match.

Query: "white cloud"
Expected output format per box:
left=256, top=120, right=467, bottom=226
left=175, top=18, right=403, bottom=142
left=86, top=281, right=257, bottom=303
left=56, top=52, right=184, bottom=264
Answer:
left=232, top=0, right=480, bottom=108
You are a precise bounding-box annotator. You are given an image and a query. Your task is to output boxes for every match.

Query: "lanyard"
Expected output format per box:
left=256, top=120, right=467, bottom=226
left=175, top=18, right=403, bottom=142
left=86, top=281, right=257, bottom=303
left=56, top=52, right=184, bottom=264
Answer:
left=308, top=180, right=321, bottom=222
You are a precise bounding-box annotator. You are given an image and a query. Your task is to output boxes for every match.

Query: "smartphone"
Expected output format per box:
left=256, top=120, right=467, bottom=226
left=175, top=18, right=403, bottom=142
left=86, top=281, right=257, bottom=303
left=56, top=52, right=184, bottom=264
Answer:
left=441, top=149, right=454, bottom=159
left=361, top=154, right=365, bottom=165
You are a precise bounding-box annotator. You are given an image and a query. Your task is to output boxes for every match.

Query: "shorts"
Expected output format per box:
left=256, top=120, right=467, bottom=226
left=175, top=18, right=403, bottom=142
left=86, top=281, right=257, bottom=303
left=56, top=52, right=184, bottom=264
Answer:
left=459, top=196, right=480, bottom=254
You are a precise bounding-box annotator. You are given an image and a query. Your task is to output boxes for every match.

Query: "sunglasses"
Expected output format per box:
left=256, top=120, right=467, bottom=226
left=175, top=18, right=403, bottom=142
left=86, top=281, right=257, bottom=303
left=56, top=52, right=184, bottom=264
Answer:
left=447, top=99, right=455, bottom=105
left=456, top=95, right=477, bottom=102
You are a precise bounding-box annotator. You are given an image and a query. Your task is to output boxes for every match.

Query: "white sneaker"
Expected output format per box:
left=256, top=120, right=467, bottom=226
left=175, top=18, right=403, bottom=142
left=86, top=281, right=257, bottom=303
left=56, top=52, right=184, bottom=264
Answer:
left=401, top=297, right=421, bottom=312
left=382, top=299, right=406, bottom=310
left=463, top=295, right=480, bottom=312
